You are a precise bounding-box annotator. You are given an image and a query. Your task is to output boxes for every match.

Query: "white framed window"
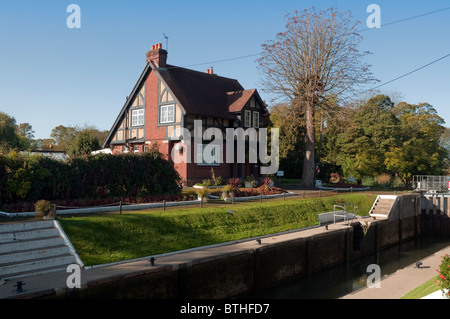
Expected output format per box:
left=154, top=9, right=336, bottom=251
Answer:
left=244, top=110, right=251, bottom=127
left=160, top=104, right=175, bottom=123
left=196, top=144, right=220, bottom=166
left=132, top=109, right=144, bottom=126
left=253, top=111, right=260, bottom=128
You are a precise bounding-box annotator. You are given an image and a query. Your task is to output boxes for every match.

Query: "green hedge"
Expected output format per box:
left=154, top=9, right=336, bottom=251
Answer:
left=0, top=151, right=181, bottom=206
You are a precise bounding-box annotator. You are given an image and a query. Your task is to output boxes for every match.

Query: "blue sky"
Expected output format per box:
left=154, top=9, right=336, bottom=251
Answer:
left=1, top=0, right=449, bottom=139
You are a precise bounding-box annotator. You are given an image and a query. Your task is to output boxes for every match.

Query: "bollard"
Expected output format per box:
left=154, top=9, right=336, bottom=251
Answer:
left=260, top=193, right=262, bottom=203
left=14, top=281, right=25, bottom=293
left=163, top=200, right=166, bottom=211
left=200, top=197, right=203, bottom=208
left=119, top=201, right=122, bottom=214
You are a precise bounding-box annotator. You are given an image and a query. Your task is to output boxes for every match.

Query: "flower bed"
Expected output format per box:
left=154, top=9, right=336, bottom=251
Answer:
left=209, top=186, right=287, bottom=198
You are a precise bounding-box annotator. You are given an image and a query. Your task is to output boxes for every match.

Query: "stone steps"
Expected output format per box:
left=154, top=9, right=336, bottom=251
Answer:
left=370, top=197, right=397, bottom=219
left=0, top=220, right=79, bottom=280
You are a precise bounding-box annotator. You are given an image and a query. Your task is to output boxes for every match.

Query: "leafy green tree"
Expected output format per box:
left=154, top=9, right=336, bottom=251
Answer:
left=17, top=123, right=34, bottom=140
left=69, top=130, right=101, bottom=156
left=333, top=95, right=400, bottom=179
left=50, top=125, right=78, bottom=151
left=0, top=112, right=20, bottom=151
left=17, top=123, right=35, bottom=150
left=385, top=102, right=448, bottom=185
left=269, top=102, right=305, bottom=178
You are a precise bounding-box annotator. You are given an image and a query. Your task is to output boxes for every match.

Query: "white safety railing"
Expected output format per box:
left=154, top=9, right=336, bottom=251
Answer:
left=333, top=203, right=359, bottom=225
left=413, top=175, right=450, bottom=193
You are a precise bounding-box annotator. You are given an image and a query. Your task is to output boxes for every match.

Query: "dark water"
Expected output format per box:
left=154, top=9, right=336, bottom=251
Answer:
left=249, top=238, right=450, bottom=299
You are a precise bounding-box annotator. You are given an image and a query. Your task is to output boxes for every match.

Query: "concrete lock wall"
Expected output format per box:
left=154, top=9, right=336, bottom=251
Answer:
left=421, top=194, right=450, bottom=238
left=67, top=194, right=448, bottom=299
left=72, top=228, right=353, bottom=299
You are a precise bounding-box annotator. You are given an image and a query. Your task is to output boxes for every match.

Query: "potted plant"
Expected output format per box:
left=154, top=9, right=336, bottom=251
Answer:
left=35, top=200, right=55, bottom=219
left=244, top=175, right=256, bottom=188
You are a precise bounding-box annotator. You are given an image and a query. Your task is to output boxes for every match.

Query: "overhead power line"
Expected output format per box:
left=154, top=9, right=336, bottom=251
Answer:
left=176, top=6, right=450, bottom=69
left=370, top=52, right=450, bottom=90
left=181, top=53, right=262, bottom=68
left=358, top=6, right=450, bottom=32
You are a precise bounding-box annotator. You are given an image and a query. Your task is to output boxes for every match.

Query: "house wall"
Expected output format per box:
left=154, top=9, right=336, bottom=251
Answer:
left=107, top=68, right=266, bottom=185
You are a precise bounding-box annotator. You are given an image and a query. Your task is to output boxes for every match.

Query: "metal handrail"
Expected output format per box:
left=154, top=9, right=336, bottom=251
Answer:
left=333, top=203, right=358, bottom=225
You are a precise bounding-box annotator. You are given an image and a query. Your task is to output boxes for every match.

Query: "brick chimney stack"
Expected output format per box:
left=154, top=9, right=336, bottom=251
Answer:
left=146, top=43, right=167, bottom=67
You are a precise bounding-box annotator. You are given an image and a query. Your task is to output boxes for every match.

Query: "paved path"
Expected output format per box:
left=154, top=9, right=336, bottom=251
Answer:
left=341, top=244, right=450, bottom=299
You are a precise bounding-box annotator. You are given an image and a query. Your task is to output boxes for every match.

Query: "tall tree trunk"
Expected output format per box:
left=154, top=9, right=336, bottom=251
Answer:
left=300, top=102, right=316, bottom=189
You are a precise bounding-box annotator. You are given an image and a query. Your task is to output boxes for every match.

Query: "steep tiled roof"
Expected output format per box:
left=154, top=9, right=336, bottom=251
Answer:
left=227, top=89, right=257, bottom=113
left=158, top=65, right=244, bottom=119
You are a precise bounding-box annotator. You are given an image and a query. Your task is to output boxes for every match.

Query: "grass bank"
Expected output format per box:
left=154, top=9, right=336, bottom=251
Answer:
left=59, top=194, right=376, bottom=266
left=400, top=276, right=440, bottom=299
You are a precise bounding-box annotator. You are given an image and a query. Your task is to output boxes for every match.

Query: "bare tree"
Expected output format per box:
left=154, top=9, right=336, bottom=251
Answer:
left=258, top=7, right=377, bottom=188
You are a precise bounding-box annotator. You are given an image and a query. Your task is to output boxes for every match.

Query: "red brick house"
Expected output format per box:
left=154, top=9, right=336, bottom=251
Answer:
left=102, top=43, right=270, bottom=185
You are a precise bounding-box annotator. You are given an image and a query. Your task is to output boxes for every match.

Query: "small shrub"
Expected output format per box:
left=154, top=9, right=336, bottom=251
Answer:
left=436, top=254, right=450, bottom=298
left=202, top=179, right=212, bottom=188
left=196, top=187, right=209, bottom=199
left=227, top=178, right=240, bottom=191
left=392, top=177, right=405, bottom=189
left=35, top=200, right=52, bottom=218
left=362, top=176, right=375, bottom=187
left=260, top=177, right=273, bottom=192
left=329, top=172, right=341, bottom=184
left=375, top=173, right=392, bottom=187
left=213, top=175, right=224, bottom=186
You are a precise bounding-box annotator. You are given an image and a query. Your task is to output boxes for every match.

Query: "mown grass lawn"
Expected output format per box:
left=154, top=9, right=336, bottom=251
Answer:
left=400, top=276, right=441, bottom=299
left=59, top=194, right=376, bottom=266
